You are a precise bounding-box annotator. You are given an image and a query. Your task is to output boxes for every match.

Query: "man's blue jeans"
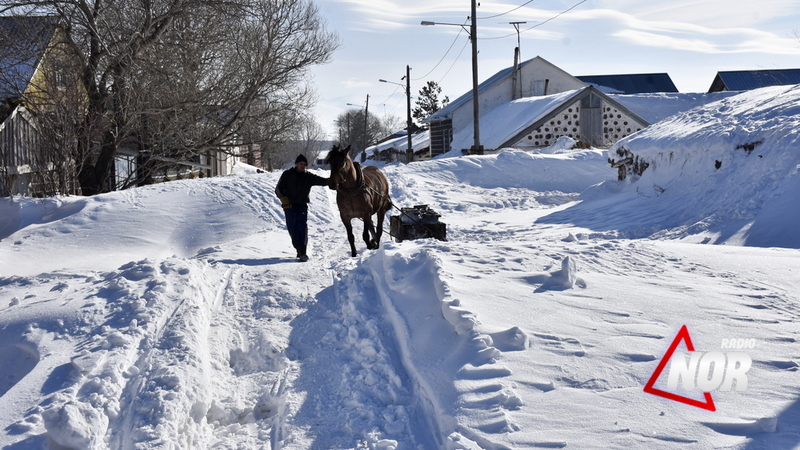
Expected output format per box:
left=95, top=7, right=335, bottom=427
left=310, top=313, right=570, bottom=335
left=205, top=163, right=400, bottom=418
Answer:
left=284, top=205, right=308, bottom=253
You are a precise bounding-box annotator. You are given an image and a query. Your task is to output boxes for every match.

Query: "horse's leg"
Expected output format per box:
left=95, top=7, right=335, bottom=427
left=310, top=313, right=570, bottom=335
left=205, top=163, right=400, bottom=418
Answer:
left=363, top=216, right=376, bottom=249
left=374, top=205, right=388, bottom=249
left=343, top=218, right=357, bottom=257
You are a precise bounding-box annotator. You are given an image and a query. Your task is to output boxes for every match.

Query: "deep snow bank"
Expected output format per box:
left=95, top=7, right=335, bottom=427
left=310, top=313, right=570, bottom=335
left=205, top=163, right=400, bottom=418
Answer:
left=541, top=85, right=800, bottom=248
left=394, top=148, right=613, bottom=193
left=0, top=172, right=289, bottom=276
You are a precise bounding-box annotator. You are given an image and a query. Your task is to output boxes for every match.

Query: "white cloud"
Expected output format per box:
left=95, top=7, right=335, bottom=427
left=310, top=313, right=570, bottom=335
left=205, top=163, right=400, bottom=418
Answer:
left=331, top=0, right=468, bottom=24
left=614, top=29, right=722, bottom=53
left=342, top=79, right=373, bottom=89
left=531, top=7, right=800, bottom=56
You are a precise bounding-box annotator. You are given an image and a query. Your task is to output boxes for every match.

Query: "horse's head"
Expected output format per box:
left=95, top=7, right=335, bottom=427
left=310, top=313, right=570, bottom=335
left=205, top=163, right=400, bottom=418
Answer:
left=326, top=144, right=352, bottom=190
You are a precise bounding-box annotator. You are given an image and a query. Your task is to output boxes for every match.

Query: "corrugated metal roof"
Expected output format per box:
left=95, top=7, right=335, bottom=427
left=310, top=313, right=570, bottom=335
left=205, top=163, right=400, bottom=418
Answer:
left=576, top=73, right=678, bottom=94
left=708, top=69, right=800, bottom=92
left=0, top=16, right=59, bottom=99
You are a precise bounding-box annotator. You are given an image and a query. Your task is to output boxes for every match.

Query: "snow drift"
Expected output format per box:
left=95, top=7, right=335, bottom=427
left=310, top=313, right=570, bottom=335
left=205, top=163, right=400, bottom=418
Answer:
left=542, top=85, right=800, bottom=248
left=1, top=87, right=800, bottom=449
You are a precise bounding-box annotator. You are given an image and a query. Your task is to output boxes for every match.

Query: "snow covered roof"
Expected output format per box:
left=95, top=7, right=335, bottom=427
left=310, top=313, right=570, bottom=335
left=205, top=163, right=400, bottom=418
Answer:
left=609, top=91, right=741, bottom=124
left=449, top=86, right=649, bottom=152
left=425, top=56, right=578, bottom=123
left=449, top=89, right=581, bottom=152
left=366, top=129, right=429, bottom=153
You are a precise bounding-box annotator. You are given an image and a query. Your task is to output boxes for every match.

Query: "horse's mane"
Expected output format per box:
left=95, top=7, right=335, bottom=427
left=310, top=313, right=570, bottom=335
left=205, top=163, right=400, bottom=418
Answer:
left=324, top=144, right=349, bottom=166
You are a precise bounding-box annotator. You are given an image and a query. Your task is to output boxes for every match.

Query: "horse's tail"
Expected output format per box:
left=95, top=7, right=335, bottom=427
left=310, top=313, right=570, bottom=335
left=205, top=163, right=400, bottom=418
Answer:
left=372, top=168, right=392, bottom=212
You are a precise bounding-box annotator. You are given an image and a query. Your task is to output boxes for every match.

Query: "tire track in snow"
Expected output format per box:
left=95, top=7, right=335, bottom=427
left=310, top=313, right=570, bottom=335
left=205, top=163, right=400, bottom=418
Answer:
left=361, top=247, right=526, bottom=449
left=31, top=258, right=225, bottom=449
left=198, top=256, right=302, bottom=448
left=194, top=193, right=354, bottom=449
left=107, top=259, right=221, bottom=449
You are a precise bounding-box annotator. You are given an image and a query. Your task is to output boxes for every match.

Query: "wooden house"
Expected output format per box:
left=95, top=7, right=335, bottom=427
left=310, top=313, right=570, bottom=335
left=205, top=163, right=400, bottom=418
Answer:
left=364, top=130, right=430, bottom=162
left=1, top=15, right=239, bottom=197
left=0, top=16, right=70, bottom=196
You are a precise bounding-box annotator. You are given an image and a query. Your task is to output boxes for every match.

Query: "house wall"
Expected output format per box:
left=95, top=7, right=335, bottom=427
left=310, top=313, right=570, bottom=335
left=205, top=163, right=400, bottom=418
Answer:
left=449, top=58, right=587, bottom=149
left=2, top=23, right=86, bottom=196
left=23, top=27, right=84, bottom=112
left=600, top=100, right=646, bottom=145
left=1, top=106, right=40, bottom=196
left=519, top=60, right=586, bottom=98
left=508, top=97, right=647, bottom=149
left=429, top=119, right=452, bottom=157
left=509, top=99, right=584, bottom=148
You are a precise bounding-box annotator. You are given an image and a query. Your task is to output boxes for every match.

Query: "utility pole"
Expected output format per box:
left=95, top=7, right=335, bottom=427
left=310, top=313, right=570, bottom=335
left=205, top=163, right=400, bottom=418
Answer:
left=470, top=0, right=481, bottom=154
left=364, top=94, right=369, bottom=159
left=406, top=65, right=413, bottom=163
left=421, top=9, right=481, bottom=154
left=379, top=66, right=413, bottom=163
left=509, top=22, right=526, bottom=100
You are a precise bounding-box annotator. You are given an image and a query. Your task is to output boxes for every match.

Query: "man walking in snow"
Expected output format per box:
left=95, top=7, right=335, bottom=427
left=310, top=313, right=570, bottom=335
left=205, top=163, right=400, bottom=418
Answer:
left=275, top=154, right=329, bottom=262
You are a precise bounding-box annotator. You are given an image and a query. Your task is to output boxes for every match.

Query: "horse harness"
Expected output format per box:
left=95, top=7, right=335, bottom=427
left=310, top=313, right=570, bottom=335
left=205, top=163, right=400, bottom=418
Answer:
left=334, top=159, right=367, bottom=196
left=331, top=155, right=446, bottom=241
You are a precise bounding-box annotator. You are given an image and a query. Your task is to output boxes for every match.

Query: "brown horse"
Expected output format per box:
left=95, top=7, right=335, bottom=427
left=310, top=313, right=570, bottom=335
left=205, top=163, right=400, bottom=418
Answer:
left=326, top=145, right=392, bottom=257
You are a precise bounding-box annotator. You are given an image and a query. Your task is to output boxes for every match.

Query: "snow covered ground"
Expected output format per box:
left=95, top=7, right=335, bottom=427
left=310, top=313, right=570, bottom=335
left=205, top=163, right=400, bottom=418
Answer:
left=1, top=86, right=800, bottom=449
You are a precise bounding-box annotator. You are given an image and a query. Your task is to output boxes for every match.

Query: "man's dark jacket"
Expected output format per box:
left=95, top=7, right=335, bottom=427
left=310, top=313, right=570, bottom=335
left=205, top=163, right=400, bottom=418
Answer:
left=275, top=168, right=328, bottom=207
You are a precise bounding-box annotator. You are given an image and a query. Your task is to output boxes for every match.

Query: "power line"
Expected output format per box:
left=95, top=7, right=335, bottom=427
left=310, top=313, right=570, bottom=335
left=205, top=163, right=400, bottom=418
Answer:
left=376, top=84, right=403, bottom=112
left=383, top=37, right=467, bottom=117
left=478, top=0, right=536, bottom=20
left=480, top=0, right=587, bottom=40
left=437, top=40, right=470, bottom=84
left=413, top=19, right=469, bottom=81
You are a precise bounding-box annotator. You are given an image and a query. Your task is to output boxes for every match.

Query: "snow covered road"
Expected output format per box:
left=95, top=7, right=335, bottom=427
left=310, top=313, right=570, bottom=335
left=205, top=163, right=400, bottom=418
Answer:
left=2, top=147, right=800, bottom=449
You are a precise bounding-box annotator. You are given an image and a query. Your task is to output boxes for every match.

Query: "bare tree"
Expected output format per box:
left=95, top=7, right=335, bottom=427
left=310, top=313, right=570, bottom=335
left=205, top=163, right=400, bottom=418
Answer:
left=334, top=108, right=387, bottom=154
left=292, top=115, right=327, bottom=166
left=380, top=114, right=404, bottom=135
left=1, top=0, right=338, bottom=194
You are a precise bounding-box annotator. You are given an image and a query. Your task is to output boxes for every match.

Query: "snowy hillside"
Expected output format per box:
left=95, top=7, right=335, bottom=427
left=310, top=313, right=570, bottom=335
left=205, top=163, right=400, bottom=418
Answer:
left=1, top=89, right=800, bottom=449
left=583, top=84, right=800, bottom=248
left=609, top=91, right=739, bottom=124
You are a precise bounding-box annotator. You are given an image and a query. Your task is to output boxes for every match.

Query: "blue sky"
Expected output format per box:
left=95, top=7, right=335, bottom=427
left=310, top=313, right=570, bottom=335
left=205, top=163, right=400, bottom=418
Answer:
left=308, top=0, right=800, bottom=139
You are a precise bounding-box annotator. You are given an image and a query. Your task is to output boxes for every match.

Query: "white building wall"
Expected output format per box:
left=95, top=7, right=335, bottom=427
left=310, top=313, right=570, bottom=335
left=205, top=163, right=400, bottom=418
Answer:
left=508, top=98, right=648, bottom=149
left=600, top=100, right=646, bottom=145
left=448, top=57, right=587, bottom=150
left=509, top=99, right=584, bottom=149
left=519, top=61, right=586, bottom=98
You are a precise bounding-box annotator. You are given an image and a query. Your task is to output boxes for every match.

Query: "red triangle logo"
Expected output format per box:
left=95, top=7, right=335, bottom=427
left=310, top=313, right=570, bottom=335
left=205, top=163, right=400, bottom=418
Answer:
left=643, top=325, right=716, bottom=411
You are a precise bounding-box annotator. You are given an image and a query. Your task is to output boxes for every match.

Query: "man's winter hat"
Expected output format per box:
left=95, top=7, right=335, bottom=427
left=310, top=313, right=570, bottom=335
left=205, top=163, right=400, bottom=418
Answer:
left=295, top=154, right=308, bottom=164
